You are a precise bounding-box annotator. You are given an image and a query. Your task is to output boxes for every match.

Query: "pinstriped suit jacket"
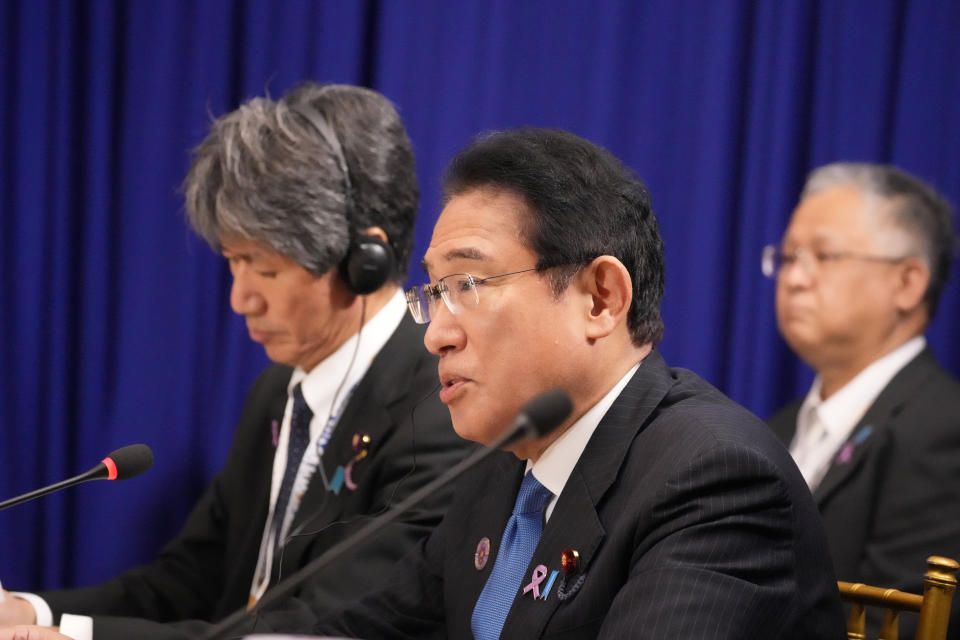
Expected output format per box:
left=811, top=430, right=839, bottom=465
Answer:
left=316, top=350, right=847, bottom=639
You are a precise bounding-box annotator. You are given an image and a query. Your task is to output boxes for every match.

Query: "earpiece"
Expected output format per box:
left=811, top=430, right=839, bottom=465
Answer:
left=340, top=234, right=394, bottom=295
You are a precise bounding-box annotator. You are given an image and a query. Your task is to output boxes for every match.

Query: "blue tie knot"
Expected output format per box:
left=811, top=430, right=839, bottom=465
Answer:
left=514, top=472, right=552, bottom=516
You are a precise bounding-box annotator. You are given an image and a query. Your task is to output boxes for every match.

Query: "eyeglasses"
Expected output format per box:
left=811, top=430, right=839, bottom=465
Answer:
left=405, top=268, right=537, bottom=324
left=761, top=244, right=910, bottom=279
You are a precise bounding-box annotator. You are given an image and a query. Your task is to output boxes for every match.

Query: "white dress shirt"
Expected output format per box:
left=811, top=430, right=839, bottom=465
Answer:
left=790, top=336, right=925, bottom=490
left=249, top=291, right=407, bottom=602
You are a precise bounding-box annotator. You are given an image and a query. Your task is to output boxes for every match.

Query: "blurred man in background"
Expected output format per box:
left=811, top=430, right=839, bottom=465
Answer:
left=765, top=162, right=960, bottom=639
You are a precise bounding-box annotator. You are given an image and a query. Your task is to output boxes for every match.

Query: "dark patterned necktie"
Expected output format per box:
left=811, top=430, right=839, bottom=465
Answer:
left=472, top=472, right=553, bottom=640
left=271, top=382, right=313, bottom=549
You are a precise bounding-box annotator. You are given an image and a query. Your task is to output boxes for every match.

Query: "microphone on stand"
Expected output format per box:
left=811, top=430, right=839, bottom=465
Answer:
left=204, top=389, right=574, bottom=640
left=0, top=444, right=154, bottom=512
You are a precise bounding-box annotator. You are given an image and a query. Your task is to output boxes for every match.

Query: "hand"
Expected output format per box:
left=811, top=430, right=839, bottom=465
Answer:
left=0, top=627, right=72, bottom=640
left=0, top=594, right=36, bottom=627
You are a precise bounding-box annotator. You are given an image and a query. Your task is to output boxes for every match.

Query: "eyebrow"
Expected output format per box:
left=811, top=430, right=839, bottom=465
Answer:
left=421, top=247, right=491, bottom=276
left=783, top=232, right=840, bottom=248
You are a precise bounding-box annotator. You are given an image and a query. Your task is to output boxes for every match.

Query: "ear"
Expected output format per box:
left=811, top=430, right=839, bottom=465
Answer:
left=578, top=256, right=633, bottom=342
left=893, top=257, right=930, bottom=314
left=361, top=225, right=389, bottom=244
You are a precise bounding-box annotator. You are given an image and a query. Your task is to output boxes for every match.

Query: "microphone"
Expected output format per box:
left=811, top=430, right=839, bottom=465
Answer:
left=0, top=444, right=154, bottom=512
left=502, top=388, right=574, bottom=444
left=203, top=389, right=573, bottom=640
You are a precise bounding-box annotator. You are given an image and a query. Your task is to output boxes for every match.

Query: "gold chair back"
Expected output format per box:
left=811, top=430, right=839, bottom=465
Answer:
left=838, top=556, right=959, bottom=640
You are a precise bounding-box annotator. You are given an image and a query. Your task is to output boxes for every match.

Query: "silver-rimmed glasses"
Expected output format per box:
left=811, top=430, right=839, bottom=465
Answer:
left=405, top=268, right=537, bottom=324
left=761, top=245, right=911, bottom=279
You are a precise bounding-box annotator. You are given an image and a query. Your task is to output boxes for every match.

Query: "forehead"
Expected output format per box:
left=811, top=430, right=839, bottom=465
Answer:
left=423, top=187, right=534, bottom=276
left=219, top=236, right=286, bottom=262
left=784, top=184, right=882, bottom=245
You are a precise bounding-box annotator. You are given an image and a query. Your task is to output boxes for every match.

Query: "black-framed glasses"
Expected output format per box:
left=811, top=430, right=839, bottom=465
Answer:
left=761, top=244, right=911, bottom=279
left=404, top=268, right=537, bottom=324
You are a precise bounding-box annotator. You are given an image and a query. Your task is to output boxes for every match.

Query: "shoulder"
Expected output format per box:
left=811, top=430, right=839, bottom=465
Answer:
left=624, top=367, right=808, bottom=501
left=237, top=364, right=293, bottom=412
left=654, top=368, right=784, bottom=449
left=229, top=364, right=292, bottom=444
left=873, top=354, right=960, bottom=463
left=767, top=398, right=803, bottom=442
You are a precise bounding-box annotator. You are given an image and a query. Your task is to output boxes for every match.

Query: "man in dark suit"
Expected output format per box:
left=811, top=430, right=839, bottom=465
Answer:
left=0, top=83, right=469, bottom=639
left=764, top=163, right=960, bottom=638
left=309, top=128, right=846, bottom=638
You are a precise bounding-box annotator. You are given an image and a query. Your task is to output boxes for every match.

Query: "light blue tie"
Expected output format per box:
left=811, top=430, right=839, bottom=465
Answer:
left=472, top=472, right=553, bottom=640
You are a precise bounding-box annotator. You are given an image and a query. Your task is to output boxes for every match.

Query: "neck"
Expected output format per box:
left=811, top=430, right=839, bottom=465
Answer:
left=360, top=283, right=398, bottom=320
left=300, top=284, right=398, bottom=373
left=816, top=330, right=921, bottom=400
left=512, top=341, right=651, bottom=462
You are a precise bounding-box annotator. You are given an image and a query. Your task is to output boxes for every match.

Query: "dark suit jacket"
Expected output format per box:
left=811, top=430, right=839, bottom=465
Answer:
left=316, top=350, right=846, bottom=639
left=40, top=315, right=471, bottom=639
left=769, top=347, right=960, bottom=640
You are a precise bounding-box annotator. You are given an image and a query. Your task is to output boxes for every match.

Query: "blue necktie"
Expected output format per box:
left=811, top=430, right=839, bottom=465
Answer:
left=271, top=383, right=313, bottom=549
left=472, top=472, right=553, bottom=640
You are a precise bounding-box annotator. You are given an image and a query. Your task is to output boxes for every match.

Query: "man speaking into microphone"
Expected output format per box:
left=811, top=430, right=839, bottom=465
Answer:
left=0, top=83, right=469, bottom=639
left=307, top=128, right=847, bottom=638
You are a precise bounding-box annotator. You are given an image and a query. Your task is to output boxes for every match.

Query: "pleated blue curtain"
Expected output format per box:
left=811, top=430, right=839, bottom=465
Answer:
left=2, top=0, right=959, bottom=590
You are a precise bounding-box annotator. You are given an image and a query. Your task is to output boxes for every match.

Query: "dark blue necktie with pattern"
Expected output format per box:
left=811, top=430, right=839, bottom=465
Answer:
left=271, top=382, right=313, bottom=549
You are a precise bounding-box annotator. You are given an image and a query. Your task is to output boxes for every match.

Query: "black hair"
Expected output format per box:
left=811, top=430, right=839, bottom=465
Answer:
left=443, top=128, right=665, bottom=345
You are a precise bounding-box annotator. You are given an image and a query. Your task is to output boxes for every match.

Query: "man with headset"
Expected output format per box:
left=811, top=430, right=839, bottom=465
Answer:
left=0, top=83, right=469, bottom=639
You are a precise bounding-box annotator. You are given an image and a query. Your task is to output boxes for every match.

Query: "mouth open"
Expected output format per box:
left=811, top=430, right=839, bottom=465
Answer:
left=438, top=376, right=470, bottom=403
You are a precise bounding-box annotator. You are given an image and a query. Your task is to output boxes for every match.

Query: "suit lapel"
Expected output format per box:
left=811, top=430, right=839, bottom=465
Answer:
left=813, top=422, right=882, bottom=505
left=502, top=351, right=676, bottom=637
left=814, top=348, right=935, bottom=506
left=449, top=453, right=526, bottom=635
left=284, top=316, right=427, bottom=560
left=225, top=369, right=292, bottom=611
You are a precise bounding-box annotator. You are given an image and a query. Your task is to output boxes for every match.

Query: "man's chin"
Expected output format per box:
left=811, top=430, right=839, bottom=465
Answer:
left=450, top=412, right=507, bottom=448
left=261, top=345, right=298, bottom=368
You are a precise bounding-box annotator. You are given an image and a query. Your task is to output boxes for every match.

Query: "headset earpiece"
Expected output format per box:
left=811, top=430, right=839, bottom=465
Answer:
left=286, top=101, right=393, bottom=295
left=340, top=234, right=394, bottom=295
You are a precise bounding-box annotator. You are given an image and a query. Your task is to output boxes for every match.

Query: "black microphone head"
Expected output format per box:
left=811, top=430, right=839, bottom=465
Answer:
left=103, top=444, right=154, bottom=480
left=521, top=389, right=573, bottom=439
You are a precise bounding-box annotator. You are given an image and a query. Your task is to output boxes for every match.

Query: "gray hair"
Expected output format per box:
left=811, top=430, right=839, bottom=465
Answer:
left=182, top=83, right=418, bottom=280
left=802, top=162, right=956, bottom=319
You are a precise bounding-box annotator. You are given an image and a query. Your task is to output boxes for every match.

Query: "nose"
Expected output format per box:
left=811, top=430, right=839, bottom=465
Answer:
left=778, top=253, right=814, bottom=290
left=229, top=266, right=265, bottom=316
left=423, top=303, right=466, bottom=357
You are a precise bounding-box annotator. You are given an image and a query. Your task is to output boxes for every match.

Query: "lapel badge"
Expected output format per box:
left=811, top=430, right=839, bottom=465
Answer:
left=475, top=537, right=491, bottom=570
left=329, top=466, right=345, bottom=494
left=352, top=431, right=372, bottom=460
left=523, top=564, right=551, bottom=599
left=521, top=549, right=585, bottom=602
left=270, top=419, right=279, bottom=448
left=331, top=432, right=373, bottom=494
left=836, top=425, right=873, bottom=465
left=557, top=548, right=585, bottom=601
left=343, top=432, right=372, bottom=491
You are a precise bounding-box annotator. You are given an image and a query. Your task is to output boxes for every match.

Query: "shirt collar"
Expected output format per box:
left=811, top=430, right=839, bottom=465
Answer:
left=288, top=290, right=407, bottom=418
left=799, top=335, right=926, bottom=441
left=526, top=362, right=641, bottom=499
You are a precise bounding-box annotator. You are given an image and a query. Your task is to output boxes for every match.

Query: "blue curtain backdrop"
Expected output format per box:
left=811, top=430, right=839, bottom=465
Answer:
left=2, top=0, right=959, bottom=590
